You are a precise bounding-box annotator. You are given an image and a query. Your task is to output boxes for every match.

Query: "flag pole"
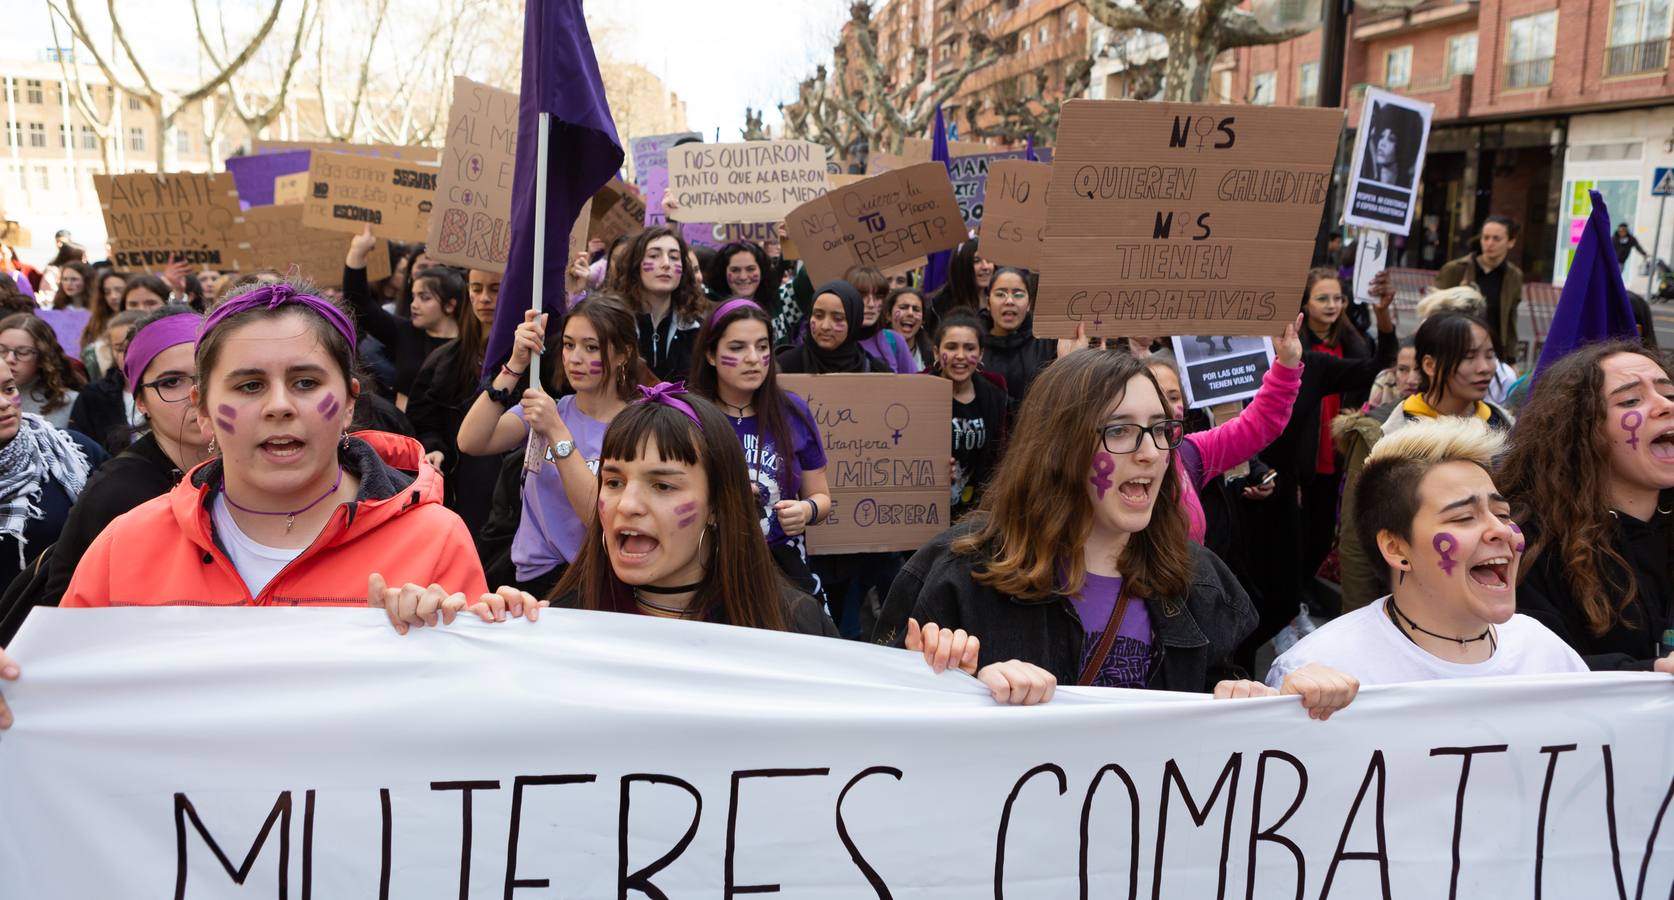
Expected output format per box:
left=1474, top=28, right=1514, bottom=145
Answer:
left=523, top=113, right=553, bottom=474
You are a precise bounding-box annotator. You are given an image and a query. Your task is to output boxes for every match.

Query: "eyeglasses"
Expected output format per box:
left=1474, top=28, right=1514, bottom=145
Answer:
left=1098, top=420, right=1186, bottom=454
left=137, top=373, right=197, bottom=403
left=0, top=345, right=39, bottom=361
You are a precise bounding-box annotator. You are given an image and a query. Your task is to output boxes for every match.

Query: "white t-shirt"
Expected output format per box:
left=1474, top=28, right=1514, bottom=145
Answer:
left=212, top=494, right=305, bottom=600
left=1266, top=597, right=1588, bottom=687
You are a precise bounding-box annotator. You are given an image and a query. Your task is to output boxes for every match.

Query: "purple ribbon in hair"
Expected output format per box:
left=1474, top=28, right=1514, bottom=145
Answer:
left=637, top=381, right=702, bottom=428
left=197, top=283, right=358, bottom=355
left=708, top=297, right=762, bottom=327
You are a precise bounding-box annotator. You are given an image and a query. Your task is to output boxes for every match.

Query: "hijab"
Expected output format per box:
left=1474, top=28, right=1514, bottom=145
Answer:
left=777, top=280, right=869, bottom=374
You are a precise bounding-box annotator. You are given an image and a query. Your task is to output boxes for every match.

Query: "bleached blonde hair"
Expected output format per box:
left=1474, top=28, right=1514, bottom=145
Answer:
left=1356, top=417, right=1506, bottom=562
left=1416, top=284, right=1486, bottom=320
left=1366, top=415, right=1504, bottom=468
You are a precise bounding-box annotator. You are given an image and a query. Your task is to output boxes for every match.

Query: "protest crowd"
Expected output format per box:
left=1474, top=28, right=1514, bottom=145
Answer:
left=0, top=10, right=1670, bottom=798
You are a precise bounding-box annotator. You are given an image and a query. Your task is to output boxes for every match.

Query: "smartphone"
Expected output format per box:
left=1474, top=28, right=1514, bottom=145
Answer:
left=1259, top=470, right=1278, bottom=487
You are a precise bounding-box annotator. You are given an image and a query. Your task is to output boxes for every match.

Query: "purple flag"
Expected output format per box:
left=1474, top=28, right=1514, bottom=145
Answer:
left=225, top=151, right=310, bottom=208
left=1533, top=190, right=1639, bottom=380
left=921, top=106, right=954, bottom=295
left=482, top=0, right=624, bottom=376
left=1025, top=134, right=1037, bottom=162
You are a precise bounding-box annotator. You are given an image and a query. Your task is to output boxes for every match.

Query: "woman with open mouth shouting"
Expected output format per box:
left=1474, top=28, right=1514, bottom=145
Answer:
left=550, top=383, right=837, bottom=636
left=688, top=298, right=831, bottom=598
left=1268, top=417, right=1587, bottom=685
left=1499, top=342, right=1674, bottom=674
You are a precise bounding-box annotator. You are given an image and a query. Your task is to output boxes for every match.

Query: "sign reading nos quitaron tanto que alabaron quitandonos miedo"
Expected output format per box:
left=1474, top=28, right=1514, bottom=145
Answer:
left=1034, top=100, right=1342, bottom=339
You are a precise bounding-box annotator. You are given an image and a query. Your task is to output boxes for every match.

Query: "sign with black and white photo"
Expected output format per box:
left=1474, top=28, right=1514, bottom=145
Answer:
left=1342, top=88, right=1432, bottom=236
left=1170, top=334, right=1275, bottom=409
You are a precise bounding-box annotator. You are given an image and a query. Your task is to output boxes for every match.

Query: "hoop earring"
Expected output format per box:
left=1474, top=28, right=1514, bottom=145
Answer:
left=697, top=526, right=706, bottom=563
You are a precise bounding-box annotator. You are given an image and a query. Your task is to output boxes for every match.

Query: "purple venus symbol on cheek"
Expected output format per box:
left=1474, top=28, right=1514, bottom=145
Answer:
left=1621, top=410, right=1644, bottom=449
left=1433, top=533, right=1458, bottom=576
left=1508, top=521, right=1526, bottom=554
left=1090, top=451, right=1116, bottom=499
left=674, top=501, right=698, bottom=529
left=316, top=394, right=340, bottom=420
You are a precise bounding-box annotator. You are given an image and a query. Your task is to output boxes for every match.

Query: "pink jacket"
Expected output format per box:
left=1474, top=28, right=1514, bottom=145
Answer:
left=1177, top=361, right=1303, bottom=542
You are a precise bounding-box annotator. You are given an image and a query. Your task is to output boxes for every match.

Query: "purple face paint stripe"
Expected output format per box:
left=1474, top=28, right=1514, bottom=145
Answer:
left=677, top=514, right=699, bottom=529
left=316, top=394, right=337, bottom=413
left=587, top=360, right=604, bottom=374
left=1508, top=521, right=1526, bottom=554
left=216, top=404, right=237, bottom=420
left=1090, top=451, right=1116, bottom=499
left=718, top=355, right=740, bottom=367
left=1621, top=410, right=1644, bottom=449
left=1433, top=532, right=1458, bottom=576
left=215, top=418, right=236, bottom=434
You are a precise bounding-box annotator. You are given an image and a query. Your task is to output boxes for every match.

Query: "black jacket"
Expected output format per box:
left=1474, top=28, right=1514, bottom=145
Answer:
left=41, top=432, right=181, bottom=606
left=68, top=368, right=133, bottom=456
left=0, top=429, right=108, bottom=626
left=406, top=340, right=505, bottom=534
left=1517, top=508, right=1674, bottom=671
left=555, top=582, right=839, bottom=637
left=1260, top=326, right=1396, bottom=478
left=343, top=265, right=453, bottom=398
left=875, top=519, right=1257, bottom=691
left=980, top=309, right=1056, bottom=413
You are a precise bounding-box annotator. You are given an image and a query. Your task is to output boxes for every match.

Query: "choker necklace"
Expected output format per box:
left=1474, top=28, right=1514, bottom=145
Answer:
left=1387, top=597, right=1496, bottom=651
left=719, top=400, right=752, bottom=423
left=636, top=581, right=703, bottom=595
left=223, top=467, right=345, bottom=533
left=633, top=590, right=695, bottom=616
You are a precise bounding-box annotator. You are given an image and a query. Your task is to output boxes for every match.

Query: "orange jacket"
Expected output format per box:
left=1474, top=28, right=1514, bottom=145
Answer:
left=63, top=431, right=488, bottom=607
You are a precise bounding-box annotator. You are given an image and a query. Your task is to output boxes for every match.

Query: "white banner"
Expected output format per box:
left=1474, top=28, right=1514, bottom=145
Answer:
left=1, top=608, right=1671, bottom=899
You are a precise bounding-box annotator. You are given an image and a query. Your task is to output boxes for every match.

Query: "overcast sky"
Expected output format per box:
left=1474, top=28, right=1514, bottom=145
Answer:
left=4, top=0, right=848, bottom=141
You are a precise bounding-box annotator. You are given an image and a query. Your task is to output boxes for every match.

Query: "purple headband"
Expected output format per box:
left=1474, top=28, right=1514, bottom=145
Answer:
left=123, top=313, right=203, bottom=394
left=708, top=297, right=762, bottom=327
left=637, top=381, right=702, bottom=428
left=197, top=283, right=358, bottom=356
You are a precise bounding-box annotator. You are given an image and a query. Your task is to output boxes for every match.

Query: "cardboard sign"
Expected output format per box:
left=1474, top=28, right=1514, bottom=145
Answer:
left=252, top=139, right=441, bottom=164
left=299, top=151, right=438, bottom=242
left=272, top=172, right=306, bottom=205
left=568, top=198, right=592, bottom=268
left=779, top=373, right=950, bottom=554
left=1034, top=100, right=1342, bottom=338
left=224, top=150, right=309, bottom=207
left=1353, top=228, right=1389, bottom=304
left=901, top=137, right=994, bottom=159
left=976, top=159, right=1052, bottom=270
left=94, top=172, right=251, bottom=271
left=37, top=307, right=91, bottom=357
left=947, top=149, right=1053, bottom=229
left=782, top=163, right=965, bottom=285
left=1343, top=87, right=1432, bottom=236
left=866, top=152, right=914, bottom=176
left=666, top=140, right=828, bottom=224
left=588, top=178, right=646, bottom=244
left=0, top=220, right=31, bottom=246
left=628, top=131, right=701, bottom=184
left=678, top=221, right=779, bottom=250
left=426, top=77, right=519, bottom=273
left=243, top=204, right=391, bottom=287
left=1170, top=334, right=1275, bottom=409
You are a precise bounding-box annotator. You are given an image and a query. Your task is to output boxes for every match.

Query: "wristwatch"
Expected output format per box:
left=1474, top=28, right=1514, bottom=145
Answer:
left=545, top=440, right=575, bottom=462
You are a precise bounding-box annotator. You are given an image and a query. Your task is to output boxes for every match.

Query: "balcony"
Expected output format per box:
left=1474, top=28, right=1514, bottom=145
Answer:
left=1605, top=39, right=1670, bottom=76
left=1503, top=57, right=1553, bottom=89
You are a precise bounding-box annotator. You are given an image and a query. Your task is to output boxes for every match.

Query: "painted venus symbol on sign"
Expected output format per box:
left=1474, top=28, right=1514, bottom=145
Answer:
left=1034, top=100, right=1343, bottom=339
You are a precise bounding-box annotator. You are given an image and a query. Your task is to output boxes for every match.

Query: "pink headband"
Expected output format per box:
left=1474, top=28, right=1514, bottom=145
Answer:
left=708, top=297, right=762, bottom=327
left=637, top=381, right=701, bottom=428
left=123, top=313, right=202, bottom=394
left=198, top=283, right=358, bottom=356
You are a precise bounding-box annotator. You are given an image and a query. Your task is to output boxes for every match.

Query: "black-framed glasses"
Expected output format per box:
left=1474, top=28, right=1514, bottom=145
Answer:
left=1098, top=420, right=1185, bottom=454
left=137, top=373, right=197, bottom=403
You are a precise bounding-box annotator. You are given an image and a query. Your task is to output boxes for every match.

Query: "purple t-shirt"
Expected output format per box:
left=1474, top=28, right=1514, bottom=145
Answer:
left=509, top=394, right=609, bottom=581
left=729, top=392, right=826, bottom=545
left=1069, top=573, right=1154, bottom=688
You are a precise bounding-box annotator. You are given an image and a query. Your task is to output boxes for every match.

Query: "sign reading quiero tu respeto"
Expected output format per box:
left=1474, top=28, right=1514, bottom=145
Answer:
left=1034, top=100, right=1342, bottom=338
left=666, top=140, right=829, bottom=224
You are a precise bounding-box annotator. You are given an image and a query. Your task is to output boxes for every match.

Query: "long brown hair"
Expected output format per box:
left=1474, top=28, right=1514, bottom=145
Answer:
left=687, top=301, right=812, bottom=488
left=552, top=292, right=655, bottom=400
left=0, top=313, right=85, bottom=413
left=1498, top=341, right=1673, bottom=637
left=81, top=267, right=128, bottom=348
left=954, top=349, right=1193, bottom=600
left=609, top=225, right=708, bottom=324
left=414, top=265, right=484, bottom=404
left=550, top=390, right=791, bottom=630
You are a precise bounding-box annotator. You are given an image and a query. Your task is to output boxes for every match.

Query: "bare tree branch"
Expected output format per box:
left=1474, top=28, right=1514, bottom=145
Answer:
left=46, top=3, right=117, bottom=173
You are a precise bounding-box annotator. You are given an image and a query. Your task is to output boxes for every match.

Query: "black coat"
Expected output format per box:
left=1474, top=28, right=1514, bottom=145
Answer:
left=406, top=340, right=505, bottom=534
left=67, top=369, right=132, bottom=456
left=1260, top=327, right=1396, bottom=478
left=980, top=310, right=1057, bottom=413
left=41, top=432, right=181, bottom=606
left=1517, top=509, right=1674, bottom=671
left=344, top=265, right=453, bottom=398
left=875, top=519, right=1257, bottom=691
left=0, top=429, right=108, bottom=627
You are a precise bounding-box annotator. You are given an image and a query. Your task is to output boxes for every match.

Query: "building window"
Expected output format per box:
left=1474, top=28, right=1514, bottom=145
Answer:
left=80, top=125, right=97, bottom=150
left=1298, top=61, right=1320, bottom=104
left=176, top=130, right=191, bottom=155
left=33, top=165, right=50, bottom=190
left=1039, top=24, right=1050, bottom=44
left=3, top=122, right=17, bottom=147
left=59, top=123, right=71, bottom=148
left=127, top=94, right=142, bottom=112
left=27, top=122, right=45, bottom=148
left=1446, top=32, right=1479, bottom=76
left=1067, top=9, right=1078, bottom=30
left=1022, top=32, right=1031, bottom=51
left=24, top=80, right=43, bottom=105
left=1385, top=46, right=1413, bottom=87
left=1506, top=11, right=1558, bottom=87
left=1251, top=71, right=1277, bottom=104
left=1606, top=0, right=1672, bottom=75
left=128, top=126, right=145, bottom=152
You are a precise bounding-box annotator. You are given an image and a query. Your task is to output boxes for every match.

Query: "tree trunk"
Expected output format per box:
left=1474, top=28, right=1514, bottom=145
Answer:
left=1163, top=32, right=1221, bottom=102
